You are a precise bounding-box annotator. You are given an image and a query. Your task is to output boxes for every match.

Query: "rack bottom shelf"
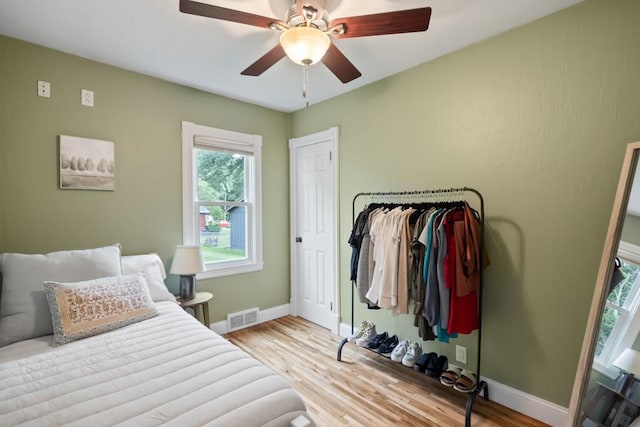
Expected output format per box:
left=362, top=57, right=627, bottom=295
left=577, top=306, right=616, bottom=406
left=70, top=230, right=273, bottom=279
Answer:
left=337, top=338, right=489, bottom=427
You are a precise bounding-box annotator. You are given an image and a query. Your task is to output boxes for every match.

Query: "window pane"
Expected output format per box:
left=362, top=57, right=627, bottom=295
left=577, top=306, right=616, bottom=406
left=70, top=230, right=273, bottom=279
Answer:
left=596, top=258, right=640, bottom=364
left=196, top=149, right=245, bottom=203
left=199, top=205, right=247, bottom=264
left=196, top=148, right=248, bottom=264
left=596, top=305, right=621, bottom=358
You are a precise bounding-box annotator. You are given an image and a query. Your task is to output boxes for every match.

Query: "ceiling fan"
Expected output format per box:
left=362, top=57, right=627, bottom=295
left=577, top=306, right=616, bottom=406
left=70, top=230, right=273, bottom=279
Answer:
left=179, top=0, right=432, bottom=84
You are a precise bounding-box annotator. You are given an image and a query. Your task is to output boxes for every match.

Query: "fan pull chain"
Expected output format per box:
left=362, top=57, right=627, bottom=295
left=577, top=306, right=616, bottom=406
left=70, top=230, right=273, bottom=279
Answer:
left=302, top=62, right=310, bottom=108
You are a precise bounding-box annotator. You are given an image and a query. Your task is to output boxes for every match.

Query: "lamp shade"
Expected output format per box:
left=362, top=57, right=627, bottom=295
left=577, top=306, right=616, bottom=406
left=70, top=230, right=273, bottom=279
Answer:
left=280, top=26, right=330, bottom=65
left=614, top=348, right=640, bottom=376
left=169, top=246, right=205, bottom=275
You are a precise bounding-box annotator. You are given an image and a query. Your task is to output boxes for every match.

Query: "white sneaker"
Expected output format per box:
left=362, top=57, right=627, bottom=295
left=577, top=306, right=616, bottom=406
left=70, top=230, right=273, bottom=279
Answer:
left=390, top=339, right=410, bottom=362
left=356, top=324, right=377, bottom=347
left=347, top=320, right=371, bottom=343
left=402, top=342, right=423, bottom=368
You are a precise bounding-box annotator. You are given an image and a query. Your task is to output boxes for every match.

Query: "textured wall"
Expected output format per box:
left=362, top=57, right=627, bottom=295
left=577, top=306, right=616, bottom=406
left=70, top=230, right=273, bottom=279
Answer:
left=291, top=0, right=640, bottom=407
left=0, top=35, right=291, bottom=322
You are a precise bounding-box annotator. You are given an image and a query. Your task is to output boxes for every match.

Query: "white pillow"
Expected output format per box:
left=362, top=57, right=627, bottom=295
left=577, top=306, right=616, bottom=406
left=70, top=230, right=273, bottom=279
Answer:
left=0, top=245, right=122, bottom=346
left=121, top=254, right=176, bottom=303
left=44, top=273, right=157, bottom=345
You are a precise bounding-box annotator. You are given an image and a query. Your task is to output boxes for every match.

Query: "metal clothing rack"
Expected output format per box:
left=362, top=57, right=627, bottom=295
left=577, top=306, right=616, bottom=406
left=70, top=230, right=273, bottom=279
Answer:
left=336, top=186, right=488, bottom=427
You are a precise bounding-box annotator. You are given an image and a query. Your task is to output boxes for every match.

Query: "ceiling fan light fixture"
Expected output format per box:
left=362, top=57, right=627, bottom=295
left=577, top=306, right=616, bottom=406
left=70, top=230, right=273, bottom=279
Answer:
left=280, top=26, right=330, bottom=66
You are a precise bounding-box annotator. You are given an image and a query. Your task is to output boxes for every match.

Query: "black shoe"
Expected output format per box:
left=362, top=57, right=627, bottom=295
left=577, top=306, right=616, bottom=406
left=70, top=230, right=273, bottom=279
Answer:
left=413, top=352, right=436, bottom=373
left=367, top=332, right=389, bottom=350
left=377, top=335, right=399, bottom=357
left=426, top=355, right=448, bottom=378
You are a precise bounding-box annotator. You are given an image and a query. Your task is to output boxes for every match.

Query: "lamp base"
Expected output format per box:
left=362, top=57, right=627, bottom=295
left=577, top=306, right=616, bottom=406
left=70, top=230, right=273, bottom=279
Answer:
left=618, top=372, right=636, bottom=396
left=179, top=275, right=196, bottom=300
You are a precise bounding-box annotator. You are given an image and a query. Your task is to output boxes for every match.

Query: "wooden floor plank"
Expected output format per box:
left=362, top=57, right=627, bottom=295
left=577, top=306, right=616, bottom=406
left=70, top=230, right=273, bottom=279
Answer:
left=225, top=316, right=549, bottom=427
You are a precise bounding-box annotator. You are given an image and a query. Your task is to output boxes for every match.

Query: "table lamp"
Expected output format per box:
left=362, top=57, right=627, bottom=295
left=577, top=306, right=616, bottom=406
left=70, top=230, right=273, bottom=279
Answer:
left=170, top=245, right=205, bottom=300
left=613, top=348, right=640, bottom=395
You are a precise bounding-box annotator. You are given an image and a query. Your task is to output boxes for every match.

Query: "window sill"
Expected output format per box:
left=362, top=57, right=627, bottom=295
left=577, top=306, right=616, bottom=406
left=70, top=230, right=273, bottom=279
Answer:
left=592, top=360, right=620, bottom=380
left=197, top=262, right=264, bottom=279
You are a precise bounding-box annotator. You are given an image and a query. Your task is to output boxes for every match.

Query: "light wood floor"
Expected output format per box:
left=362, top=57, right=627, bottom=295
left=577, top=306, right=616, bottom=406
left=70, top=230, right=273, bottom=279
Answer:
left=225, top=316, right=549, bottom=427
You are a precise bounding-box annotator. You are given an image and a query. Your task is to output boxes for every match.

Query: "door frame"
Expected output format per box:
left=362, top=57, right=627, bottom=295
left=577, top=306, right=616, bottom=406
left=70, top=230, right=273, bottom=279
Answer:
left=289, top=126, right=340, bottom=334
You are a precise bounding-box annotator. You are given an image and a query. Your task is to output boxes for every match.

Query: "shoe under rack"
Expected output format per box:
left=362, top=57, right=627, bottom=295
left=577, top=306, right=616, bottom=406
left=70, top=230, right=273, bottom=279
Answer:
left=337, top=186, right=489, bottom=427
left=337, top=326, right=489, bottom=427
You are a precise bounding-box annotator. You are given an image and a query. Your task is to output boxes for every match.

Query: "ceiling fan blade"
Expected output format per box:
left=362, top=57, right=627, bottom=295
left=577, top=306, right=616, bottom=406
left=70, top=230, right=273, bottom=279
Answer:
left=241, top=44, right=287, bottom=76
left=321, top=43, right=361, bottom=83
left=330, top=7, right=432, bottom=39
left=179, top=0, right=277, bottom=29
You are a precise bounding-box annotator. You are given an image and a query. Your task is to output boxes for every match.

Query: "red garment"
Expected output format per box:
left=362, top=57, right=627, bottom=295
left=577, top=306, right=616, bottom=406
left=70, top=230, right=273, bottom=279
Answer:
left=447, top=207, right=479, bottom=334
left=448, top=288, right=479, bottom=334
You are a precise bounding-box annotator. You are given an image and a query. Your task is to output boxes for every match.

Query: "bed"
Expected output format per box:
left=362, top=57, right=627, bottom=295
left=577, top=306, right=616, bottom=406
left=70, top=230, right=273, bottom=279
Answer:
left=0, top=246, right=315, bottom=427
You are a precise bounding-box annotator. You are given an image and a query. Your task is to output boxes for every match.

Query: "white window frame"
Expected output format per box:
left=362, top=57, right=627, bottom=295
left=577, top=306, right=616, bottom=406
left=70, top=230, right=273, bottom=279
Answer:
left=593, top=241, right=640, bottom=378
left=181, top=121, right=263, bottom=278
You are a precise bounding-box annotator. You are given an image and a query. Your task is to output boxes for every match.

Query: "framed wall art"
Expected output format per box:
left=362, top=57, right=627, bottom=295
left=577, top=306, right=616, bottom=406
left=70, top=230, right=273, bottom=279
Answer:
left=59, top=135, right=115, bottom=191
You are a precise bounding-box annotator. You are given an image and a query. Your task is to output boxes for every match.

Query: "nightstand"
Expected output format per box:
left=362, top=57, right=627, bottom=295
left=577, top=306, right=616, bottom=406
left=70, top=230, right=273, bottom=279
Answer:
left=177, top=291, right=213, bottom=327
left=580, top=382, right=640, bottom=426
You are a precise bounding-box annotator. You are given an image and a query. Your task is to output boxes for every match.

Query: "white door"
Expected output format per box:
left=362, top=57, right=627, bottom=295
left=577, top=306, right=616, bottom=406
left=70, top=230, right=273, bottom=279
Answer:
left=289, top=127, right=338, bottom=333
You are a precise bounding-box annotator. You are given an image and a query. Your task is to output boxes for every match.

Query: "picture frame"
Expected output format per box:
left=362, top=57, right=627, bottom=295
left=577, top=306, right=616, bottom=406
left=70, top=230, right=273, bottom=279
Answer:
left=58, top=135, right=115, bottom=191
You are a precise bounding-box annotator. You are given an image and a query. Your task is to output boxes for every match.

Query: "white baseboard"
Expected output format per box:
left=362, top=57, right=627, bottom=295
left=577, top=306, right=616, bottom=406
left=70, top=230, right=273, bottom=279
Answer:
left=480, top=377, right=567, bottom=426
left=331, top=312, right=341, bottom=335
left=210, top=303, right=290, bottom=335
left=338, top=322, right=568, bottom=426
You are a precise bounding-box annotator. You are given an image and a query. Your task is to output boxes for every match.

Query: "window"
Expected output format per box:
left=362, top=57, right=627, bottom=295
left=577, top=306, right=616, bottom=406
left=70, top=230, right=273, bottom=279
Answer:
left=181, top=121, right=263, bottom=278
left=594, top=241, right=640, bottom=378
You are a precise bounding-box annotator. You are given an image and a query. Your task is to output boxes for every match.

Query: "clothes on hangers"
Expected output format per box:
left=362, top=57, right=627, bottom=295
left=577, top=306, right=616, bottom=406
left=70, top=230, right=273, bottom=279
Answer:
left=397, top=207, right=415, bottom=315
left=367, top=206, right=406, bottom=310
left=412, top=208, right=435, bottom=340
left=348, top=199, right=488, bottom=342
left=349, top=206, right=384, bottom=307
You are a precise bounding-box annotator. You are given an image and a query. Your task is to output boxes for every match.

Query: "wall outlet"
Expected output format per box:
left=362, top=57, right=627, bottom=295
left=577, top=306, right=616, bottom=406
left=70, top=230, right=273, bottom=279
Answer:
left=37, top=80, right=50, bottom=98
left=81, top=89, right=94, bottom=107
left=456, top=345, right=467, bottom=364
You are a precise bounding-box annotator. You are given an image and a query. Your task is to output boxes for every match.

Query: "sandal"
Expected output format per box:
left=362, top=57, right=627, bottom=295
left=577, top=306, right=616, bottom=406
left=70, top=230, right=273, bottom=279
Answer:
left=440, top=365, right=462, bottom=387
left=453, top=369, right=478, bottom=393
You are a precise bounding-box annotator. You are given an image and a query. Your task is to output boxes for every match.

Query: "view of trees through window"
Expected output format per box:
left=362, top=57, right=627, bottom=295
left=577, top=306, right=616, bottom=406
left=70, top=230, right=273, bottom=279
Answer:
left=196, top=148, right=247, bottom=264
left=596, top=258, right=640, bottom=360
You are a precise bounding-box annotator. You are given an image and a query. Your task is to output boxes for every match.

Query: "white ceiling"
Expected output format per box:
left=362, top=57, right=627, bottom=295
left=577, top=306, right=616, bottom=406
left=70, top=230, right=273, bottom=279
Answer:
left=0, top=0, right=584, bottom=113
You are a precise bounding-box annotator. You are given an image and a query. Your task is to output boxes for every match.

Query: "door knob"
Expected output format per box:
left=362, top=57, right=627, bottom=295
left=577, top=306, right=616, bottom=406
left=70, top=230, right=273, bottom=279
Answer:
left=295, top=236, right=302, bottom=243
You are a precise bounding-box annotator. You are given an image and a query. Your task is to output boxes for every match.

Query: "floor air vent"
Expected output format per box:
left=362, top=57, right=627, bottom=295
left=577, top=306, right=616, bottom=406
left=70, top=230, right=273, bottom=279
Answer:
left=227, top=307, right=259, bottom=332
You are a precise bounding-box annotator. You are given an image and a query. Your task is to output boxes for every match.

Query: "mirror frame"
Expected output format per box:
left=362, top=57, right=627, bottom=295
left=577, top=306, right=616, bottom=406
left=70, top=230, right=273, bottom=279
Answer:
left=567, top=141, right=640, bottom=425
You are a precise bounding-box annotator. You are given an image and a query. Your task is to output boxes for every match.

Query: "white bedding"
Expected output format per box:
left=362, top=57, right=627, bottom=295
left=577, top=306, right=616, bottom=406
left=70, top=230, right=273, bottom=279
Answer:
left=0, top=302, right=314, bottom=427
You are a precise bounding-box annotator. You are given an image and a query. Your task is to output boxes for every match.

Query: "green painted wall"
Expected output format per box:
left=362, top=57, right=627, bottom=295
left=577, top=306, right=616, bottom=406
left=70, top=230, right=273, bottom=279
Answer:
left=290, top=0, right=640, bottom=407
left=0, top=35, right=291, bottom=321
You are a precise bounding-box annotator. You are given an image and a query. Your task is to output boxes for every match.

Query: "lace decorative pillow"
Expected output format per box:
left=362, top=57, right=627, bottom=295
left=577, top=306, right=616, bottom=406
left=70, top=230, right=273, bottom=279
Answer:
left=43, top=273, right=157, bottom=345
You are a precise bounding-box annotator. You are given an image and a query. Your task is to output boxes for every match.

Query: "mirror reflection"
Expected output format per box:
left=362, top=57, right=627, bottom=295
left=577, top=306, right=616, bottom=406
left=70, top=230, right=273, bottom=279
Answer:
left=579, top=159, right=640, bottom=426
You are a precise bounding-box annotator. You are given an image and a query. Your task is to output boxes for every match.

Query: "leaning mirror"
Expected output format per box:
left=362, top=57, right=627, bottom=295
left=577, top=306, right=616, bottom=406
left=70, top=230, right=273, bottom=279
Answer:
left=569, top=141, right=640, bottom=426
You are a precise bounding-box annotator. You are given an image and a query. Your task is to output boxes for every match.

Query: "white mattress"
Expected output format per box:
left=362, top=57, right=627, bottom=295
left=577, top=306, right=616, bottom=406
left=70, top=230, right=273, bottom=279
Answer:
left=0, top=302, right=313, bottom=427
